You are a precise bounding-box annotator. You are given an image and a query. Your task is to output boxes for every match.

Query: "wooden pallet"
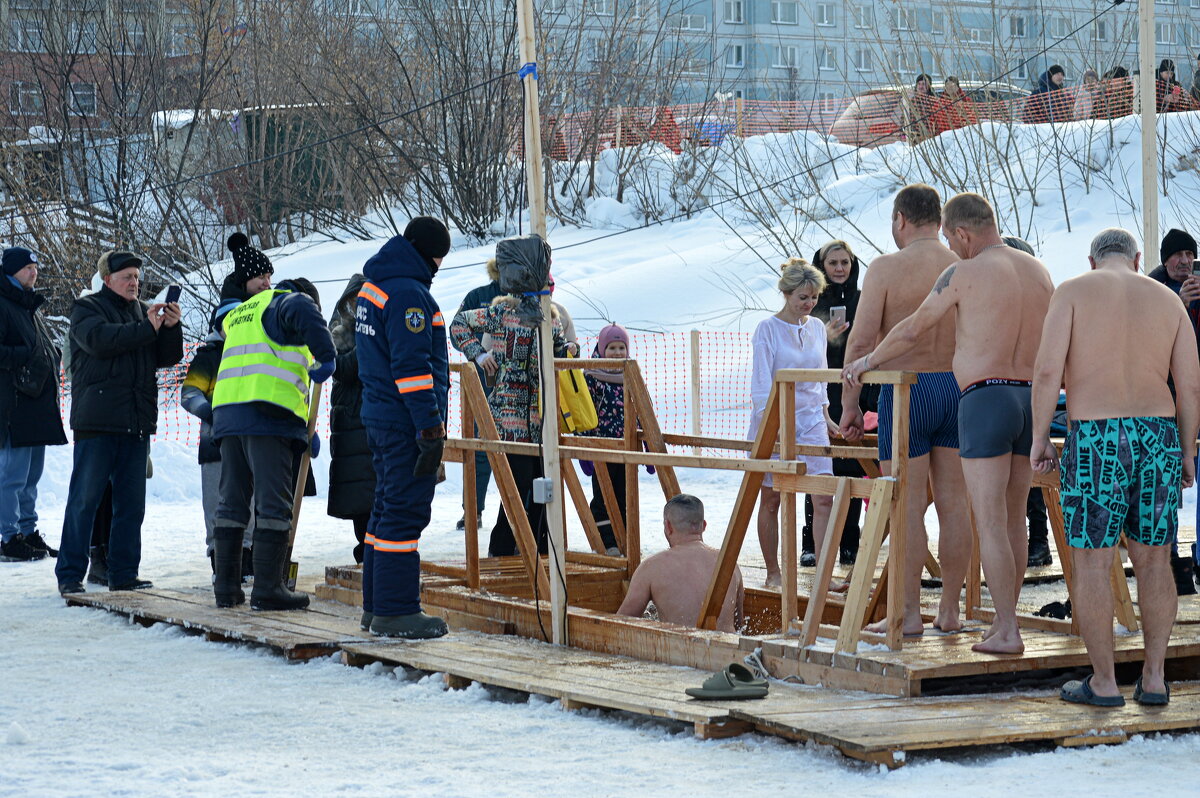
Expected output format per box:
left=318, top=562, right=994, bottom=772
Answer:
left=65, top=585, right=1200, bottom=767
left=64, top=587, right=368, bottom=660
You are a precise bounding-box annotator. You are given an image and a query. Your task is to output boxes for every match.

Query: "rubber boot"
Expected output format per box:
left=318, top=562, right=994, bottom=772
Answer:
left=369, top=611, right=448, bottom=639
left=212, top=527, right=246, bottom=608
left=250, top=528, right=309, bottom=611
left=86, top=545, right=108, bottom=586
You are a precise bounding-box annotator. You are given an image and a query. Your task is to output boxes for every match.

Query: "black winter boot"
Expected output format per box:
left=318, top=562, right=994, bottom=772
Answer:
left=86, top=545, right=108, bottom=585
left=213, top=527, right=246, bottom=608
left=241, top=546, right=254, bottom=582
left=1171, top=554, right=1198, bottom=596
left=370, top=611, right=448, bottom=639
left=250, top=528, right=309, bottom=611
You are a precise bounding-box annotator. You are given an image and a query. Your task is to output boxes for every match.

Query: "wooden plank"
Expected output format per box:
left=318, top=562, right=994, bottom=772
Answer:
left=965, top=502, right=982, bottom=620
left=449, top=438, right=812, bottom=474
left=462, top=369, right=481, bottom=590
left=780, top=380, right=798, bottom=633
left=772, top=473, right=874, bottom=499
left=773, top=368, right=917, bottom=385
left=886, top=382, right=912, bottom=650
left=801, top=478, right=850, bottom=646
left=461, top=371, right=551, bottom=600
left=698, top=383, right=780, bottom=630
left=836, top=479, right=894, bottom=654
left=623, top=375, right=641, bottom=578
left=562, top=459, right=607, bottom=554
left=1112, top=535, right=1139, bottom=632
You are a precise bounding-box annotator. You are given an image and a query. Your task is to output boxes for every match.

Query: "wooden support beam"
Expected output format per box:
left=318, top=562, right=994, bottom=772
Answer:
left=836, top=479, right=894, bottom=654
left=1043, top=485, right=1079, bottom=635
left=781, top=382, right=797, bottom=633
left=772, top=473, right=874, bottom=498
left=623, top=375, right=640, bottom=578
left=461, top=365, right=551, bottom=601
left=461, top=369, right=481, bottom=590
left=448, top=438, right=811, bottom=474
left=562, top=460, right=606, bottom=554
left=773, top=368, right=917, bottom=385
left=1111, top=536, right=1139, bottom=633
left=801, top=477, right=851, bottom=646
left=886, top=382, right=912, bottom=650
left=965, top=502, right=982, bottom=621
left=697, top=383, right=780, bottom=630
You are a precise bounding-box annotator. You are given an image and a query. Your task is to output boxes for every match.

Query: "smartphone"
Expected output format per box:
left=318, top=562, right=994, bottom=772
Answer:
left=165, top=284, right=182, bottom=304
left=1191, top=260, right=1200, bottom=279
left=831, top=306, right=847, bottom=324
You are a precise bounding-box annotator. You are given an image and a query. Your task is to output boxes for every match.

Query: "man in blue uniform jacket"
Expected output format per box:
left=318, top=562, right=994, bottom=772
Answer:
left=356, top=217, right=451, bottom=638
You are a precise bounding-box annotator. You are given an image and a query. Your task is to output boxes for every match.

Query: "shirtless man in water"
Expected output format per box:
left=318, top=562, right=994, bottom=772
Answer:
left=845, top=192, right=1054, bottom=654
left=1033, top=228, right=1198, bottom=706
left=617, top=494, right=744, bottom=632
left=838, top=184, right=972, bottom=638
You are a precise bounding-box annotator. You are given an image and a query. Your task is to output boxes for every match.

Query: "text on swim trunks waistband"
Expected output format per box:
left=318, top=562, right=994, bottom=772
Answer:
left=960, top=377, right=1033, bottom=398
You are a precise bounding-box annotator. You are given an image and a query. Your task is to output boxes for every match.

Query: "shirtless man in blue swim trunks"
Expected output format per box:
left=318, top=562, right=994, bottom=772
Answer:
left=1033, top=228, right=1199, bottom=707
left=845, top=192, right=1054, bottom=654
left=838, top=184, right=972, bottom=637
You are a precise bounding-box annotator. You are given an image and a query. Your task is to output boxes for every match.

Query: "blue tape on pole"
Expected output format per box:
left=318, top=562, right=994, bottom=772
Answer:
left=518, top=62, right=539, bottom=81
left=521, top=289, right=551, bottom=296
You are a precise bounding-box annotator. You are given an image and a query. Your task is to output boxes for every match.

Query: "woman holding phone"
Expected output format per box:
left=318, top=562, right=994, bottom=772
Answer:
left=807, top=240, right=876, bottom=567
left=749, top=259, right=845, bottom=590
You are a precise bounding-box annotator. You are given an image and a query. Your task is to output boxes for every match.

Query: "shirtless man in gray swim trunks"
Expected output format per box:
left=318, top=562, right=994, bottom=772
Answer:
left=845, top=193, right=1054, bottom=654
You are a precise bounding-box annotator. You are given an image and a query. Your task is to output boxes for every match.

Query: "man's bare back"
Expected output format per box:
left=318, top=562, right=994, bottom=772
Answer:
left=938, top=245, right=1054, bottom=388
left=617, top=542, right=743, bottom=632
left=1050, top=269, right=1186, bottom=420
left=846, top=239, right=959, bottom=372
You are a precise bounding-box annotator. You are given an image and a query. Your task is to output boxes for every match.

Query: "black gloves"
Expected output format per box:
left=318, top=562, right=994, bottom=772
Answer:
left=414, top=424, right=446, bottom=477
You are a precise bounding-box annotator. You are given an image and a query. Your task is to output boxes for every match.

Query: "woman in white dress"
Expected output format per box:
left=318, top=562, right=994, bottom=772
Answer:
left=749, top=259, right=848, bottom=589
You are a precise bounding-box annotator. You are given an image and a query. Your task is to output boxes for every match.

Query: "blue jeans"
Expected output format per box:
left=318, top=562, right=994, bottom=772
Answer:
left=0, top=436, right=45, bottom=543
left=56, top=435, right=149, bottom=587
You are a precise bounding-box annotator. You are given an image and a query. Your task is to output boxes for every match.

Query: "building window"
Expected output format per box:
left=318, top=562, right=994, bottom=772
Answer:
left=853, top=48, right=872, bottom=72
left=117, top=22, right=148, bottom=54
left=931, top=12, right=944, bottom=35
left=967, top=27, right=993, bottom=44
left=818, top=91, right=837, bottom=112
left=69, top=81, right=97, bottom=116
left=541, top=0, right=566, bottom=10
left=1156, top=22, right=1175, bottom=44
left=853, top=6, right=872, bottom=28
left=1048, top=17, right=1070, bottom=39
left=1009, top=17, right=1025, bottom=39
left=9, top=81, right=43, bottom=115
left=591, top=0, right=613, bottom=15
left=726, top=44, right=744, bottom=68
left=893, top=8, right=915, bottom=31
left=772, top=44, right=798, bottom=68
left=816, top=2, right=834, bottom=26
left=771, top=1, right=798, bottom=25
left=68, top=20, right=98, bottom=54
left=8, top=18, right=45, bottom=53
left=167, top=22, right=196, bottom=56
left=1092, top=20, right=1108, bottom=41
left=723, top=1, right=744, bottom=24
left=1016, top=61, right=1029, bottom=80
left=895, top=51, right=915, bottom=74
left=817, top=47, right=836, bottom=71
left=679, top=13, right=707, bottom=31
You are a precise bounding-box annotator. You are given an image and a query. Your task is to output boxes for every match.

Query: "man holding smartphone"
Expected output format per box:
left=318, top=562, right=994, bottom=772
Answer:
left=1147, top=228, right=1200, bottom=593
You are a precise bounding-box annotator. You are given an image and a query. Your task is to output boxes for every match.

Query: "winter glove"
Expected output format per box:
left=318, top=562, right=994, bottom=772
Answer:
left=310, top=432, right=321, bottom=459
left=414, top=424, right=446, bottom=477
left=644, top=464, right=656, bottom=475
left=308, top=359, right=335, bottom=384
left=579, top=460, right=595, bottom=478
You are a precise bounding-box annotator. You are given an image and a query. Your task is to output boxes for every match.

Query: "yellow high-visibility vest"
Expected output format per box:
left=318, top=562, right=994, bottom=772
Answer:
left=212, top=290, right=312, bottom=421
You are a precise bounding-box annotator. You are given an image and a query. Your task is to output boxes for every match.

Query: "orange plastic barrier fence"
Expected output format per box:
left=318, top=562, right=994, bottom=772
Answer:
left=57, top=333, right=759, bottom=454
left=541, top=77, right=1197, bottom=157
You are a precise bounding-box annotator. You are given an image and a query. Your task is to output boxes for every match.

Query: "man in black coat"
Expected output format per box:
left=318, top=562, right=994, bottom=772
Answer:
left=55, top=251, right=184, bottom=594
left=0, top=247, right=66, bottom=562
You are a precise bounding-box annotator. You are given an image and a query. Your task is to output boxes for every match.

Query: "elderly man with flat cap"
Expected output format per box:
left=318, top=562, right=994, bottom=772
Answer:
left=56, top=250, right=183, bottom=595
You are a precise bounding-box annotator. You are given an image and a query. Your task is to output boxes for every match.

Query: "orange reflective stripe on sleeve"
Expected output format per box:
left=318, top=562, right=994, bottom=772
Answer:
left=372, top=538, right=419, bottom=553
left=358, top=282, right=388, bottom=309
left=396, top=374, right=434, bottom=393
left=364, top=533, right=377, bottom=547
left=431, top=311, right=445, bottom=326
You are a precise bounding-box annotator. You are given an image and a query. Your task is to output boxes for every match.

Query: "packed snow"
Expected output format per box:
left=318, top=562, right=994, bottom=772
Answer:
left=5, top=116, right=1200, bottom=795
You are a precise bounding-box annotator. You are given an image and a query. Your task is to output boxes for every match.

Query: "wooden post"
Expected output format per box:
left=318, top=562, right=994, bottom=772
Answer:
left=836, top=478, right=894, bottom=654
left=697, top=383, right=780, bottom=629
left=1111, top=537, right=1140, bottom=633
left=462, top=369, right=480, bottom=590
left=780, top=377, right=797, bottom=633
left=516, top=0, right=565, bottom=644
left=885, top=382, right=911, bottom=650
left=1139, top=0, right=1158, bottom=257
left=965, top=503, right=981, bottom=621
left=689, top=329, right=701, bottom=455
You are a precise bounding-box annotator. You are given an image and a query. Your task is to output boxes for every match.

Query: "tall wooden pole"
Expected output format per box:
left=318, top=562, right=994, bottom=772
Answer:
left=516, top=0, right=567, bottom=645
left=1139, top=0, right=1158, bottom=263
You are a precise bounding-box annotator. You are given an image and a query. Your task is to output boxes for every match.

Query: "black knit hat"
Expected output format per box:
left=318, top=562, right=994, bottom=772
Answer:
left=227, top=232, right=273, bottom=288
left=403, top=217, right=451, bottom=266
left=1160, top=228, right=1197, bottom=264
left=2, top=246, right=36, bottom=276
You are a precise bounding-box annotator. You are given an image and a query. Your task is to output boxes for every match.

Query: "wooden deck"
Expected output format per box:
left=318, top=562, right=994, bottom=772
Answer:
left=63, top=585, right=1200, bottom=767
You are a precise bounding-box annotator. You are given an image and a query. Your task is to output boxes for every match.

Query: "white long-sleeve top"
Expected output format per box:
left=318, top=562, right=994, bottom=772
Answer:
left=748, top=315, right=829, bottom=439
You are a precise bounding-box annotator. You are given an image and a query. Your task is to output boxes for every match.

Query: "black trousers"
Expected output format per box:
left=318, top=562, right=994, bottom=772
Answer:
left=803, top=457, right=865, bottom=554
left=489, top=454, right=548, bottom=557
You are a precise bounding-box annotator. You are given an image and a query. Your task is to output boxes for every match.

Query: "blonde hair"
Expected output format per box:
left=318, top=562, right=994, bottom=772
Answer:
left=818, top=240, right=856, bottom=265
left=778, top=258, right=826, bottom=295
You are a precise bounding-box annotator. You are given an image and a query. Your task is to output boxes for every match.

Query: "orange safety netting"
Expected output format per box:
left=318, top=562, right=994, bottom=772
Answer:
left=542, top=77, right=1197, bottom=158
left=57, top=333, right=759, bottom=455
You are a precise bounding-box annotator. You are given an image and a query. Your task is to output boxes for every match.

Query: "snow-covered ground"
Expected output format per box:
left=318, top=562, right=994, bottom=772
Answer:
left=6, top=117, right=1200, bottom=794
